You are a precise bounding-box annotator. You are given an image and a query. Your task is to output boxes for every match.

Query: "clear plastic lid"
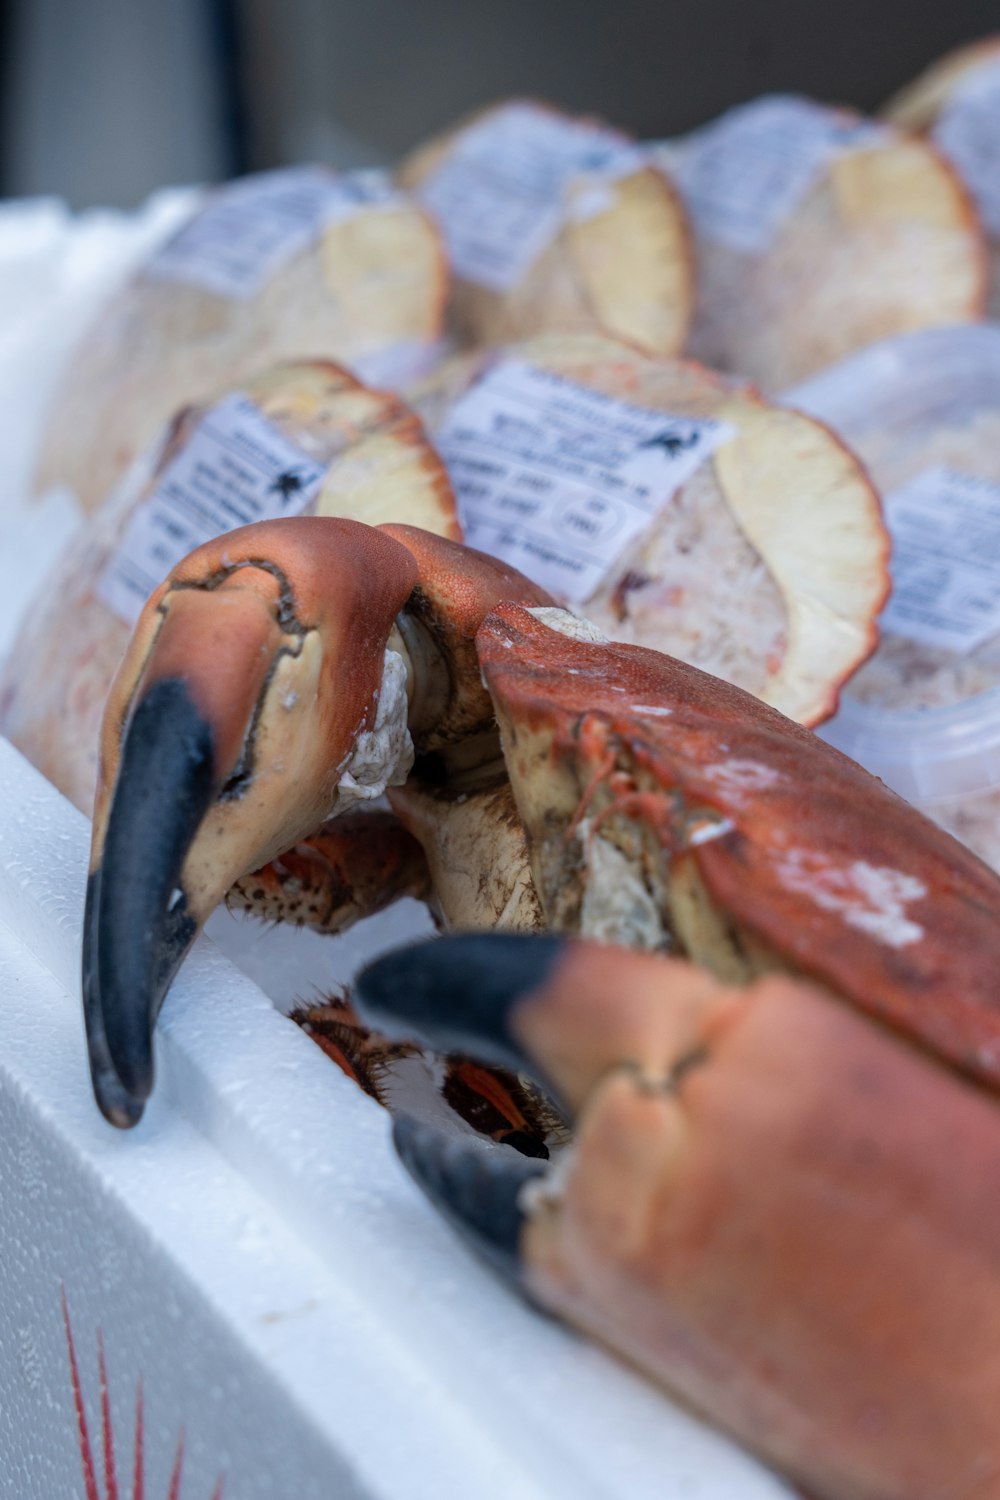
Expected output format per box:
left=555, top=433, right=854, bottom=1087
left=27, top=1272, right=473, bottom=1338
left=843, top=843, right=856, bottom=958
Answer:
left=786, top=324, right=1000, bottom=809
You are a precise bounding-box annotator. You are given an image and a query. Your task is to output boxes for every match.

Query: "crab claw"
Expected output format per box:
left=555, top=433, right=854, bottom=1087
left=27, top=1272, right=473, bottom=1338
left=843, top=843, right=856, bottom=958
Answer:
left=357, top=932, right=1000, bottom=1500
left=84, top=518, right=418, bottom=1126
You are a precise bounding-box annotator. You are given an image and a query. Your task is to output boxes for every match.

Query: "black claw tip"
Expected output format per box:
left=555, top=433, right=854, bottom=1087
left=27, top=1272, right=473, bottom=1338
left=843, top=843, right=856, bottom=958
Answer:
left=393, top=1114, right=545, bottom=1290
left=498, top=1128, right=549, bottom=1160
left=82, top=678, right=215, bottom=1126
left=354, top=932, right=565, bottom=1080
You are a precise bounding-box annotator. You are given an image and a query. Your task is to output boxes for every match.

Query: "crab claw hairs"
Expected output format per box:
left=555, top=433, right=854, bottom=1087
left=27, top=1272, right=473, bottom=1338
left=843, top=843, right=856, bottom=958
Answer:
left=355, top=932, right=1000, bottom=1500
left=84, top=518, right=418, bottom=1127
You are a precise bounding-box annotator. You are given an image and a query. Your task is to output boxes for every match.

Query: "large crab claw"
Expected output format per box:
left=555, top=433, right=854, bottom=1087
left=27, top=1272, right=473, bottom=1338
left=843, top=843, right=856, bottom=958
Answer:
left=474, top=602, right=1000, bottom=1091
left=85, top=517, right=551, bottom=1127
left=84, top=518, right=418, bottom=1125
left=356, top=932, right=1000, bottom=1500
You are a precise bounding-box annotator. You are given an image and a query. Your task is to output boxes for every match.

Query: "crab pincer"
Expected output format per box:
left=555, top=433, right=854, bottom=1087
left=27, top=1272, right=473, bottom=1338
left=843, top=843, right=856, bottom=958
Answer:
left=356, top=933, right=1000, bottom=1500
left=83, top=517, right=550, bottom=1127
left=83, top=517, right=418, bottom=1124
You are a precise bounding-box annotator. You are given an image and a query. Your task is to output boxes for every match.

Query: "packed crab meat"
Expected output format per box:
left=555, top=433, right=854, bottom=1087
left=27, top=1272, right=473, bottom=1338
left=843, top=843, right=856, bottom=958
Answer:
left=658, top=94, right=986, bottom=390
left=7, top=64, right=1000, bottom=1500
left=885, top=35, right=1000, bottom=316
left=0, top=359, right=459, bottom=813
left=397, top=99, right=694, bottom=357
left=411, top=333, right=887, bottom=724
left=0, top=333, right=888, bottom=816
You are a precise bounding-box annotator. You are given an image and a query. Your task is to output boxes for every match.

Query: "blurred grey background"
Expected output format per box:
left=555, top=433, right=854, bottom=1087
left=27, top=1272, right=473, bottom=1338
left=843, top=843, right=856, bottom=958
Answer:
left=2, top=0, right=999, bottom=208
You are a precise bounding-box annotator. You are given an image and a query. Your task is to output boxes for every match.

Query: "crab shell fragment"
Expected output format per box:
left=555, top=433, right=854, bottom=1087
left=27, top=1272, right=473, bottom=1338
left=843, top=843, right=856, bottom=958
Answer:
left=0, top=360, right=459, bottom=815
left=34, top=170, right=448, bottom=514
left=475, top=602, right=1000, bottom=1087
left=398, top=100, right=694, bottom=357
left=670, top=98, right=987, bottom=390
left=412, top=333, right=890, bottom=728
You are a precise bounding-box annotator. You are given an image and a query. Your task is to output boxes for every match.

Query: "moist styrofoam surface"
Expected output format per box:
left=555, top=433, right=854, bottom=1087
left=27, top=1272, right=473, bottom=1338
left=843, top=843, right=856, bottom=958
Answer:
left=0, top=196, right=793, bottom=1498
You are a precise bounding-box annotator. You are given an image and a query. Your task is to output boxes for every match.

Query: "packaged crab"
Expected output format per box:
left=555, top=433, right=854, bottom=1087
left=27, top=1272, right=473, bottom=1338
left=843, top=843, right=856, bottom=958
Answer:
left=787, top=323, right=1000, bottom=871
left=409, top=332, right=889, bottom=729
left=884, top=35, right=1000, bottom=316
left=33, top=166, right=449, bottom=515
left=397, top=99, right=694, bottom=356
left=1, top=359, right=459, bottom=814
left=653, top=94, right=986, bottom=389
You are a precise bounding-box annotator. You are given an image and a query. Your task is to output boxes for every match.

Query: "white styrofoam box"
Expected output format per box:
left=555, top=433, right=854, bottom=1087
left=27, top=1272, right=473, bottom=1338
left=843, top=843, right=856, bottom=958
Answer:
left=0, top=195, right=794, bottom=1497
left=0, top=737, right=793, bottom=1498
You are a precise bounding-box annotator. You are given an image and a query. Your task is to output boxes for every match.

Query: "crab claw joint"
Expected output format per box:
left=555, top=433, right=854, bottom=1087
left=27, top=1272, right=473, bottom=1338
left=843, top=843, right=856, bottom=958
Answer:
left=84, top=518, right=418, bottom=1127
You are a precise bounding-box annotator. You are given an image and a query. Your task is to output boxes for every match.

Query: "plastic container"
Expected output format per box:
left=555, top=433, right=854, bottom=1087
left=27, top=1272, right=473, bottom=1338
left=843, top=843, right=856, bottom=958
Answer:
left=787, top=324, right=1000, bottom=869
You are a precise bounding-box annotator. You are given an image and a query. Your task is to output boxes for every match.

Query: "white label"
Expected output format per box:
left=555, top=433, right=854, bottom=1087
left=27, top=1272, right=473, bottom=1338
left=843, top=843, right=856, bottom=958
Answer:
left=936, top=60, right=1000, bottom=236
left=98, top=394, right=327, bottom=625
left=666, top=96, right=884, bottom=254
left=145, top=167, right=399, bottom=298
left=418, top=102, right=638, bottom=292
left=435, top=360, right=734, bottom=603
left=881, top=465, right=1000, bottom=652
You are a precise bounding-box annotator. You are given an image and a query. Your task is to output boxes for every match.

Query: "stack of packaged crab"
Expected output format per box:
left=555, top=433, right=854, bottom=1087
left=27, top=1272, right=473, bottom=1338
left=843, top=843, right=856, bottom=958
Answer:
left=12, top=41, right=1000, bottom=1498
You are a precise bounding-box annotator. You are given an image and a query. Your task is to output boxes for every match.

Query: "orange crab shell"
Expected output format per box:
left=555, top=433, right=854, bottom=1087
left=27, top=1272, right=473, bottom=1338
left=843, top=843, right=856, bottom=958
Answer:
left=475, top=603, right=1000, bottom=1094
left=93, top=518, right=419, bottom=864
left=506, top=941, right=1000, bottom=1500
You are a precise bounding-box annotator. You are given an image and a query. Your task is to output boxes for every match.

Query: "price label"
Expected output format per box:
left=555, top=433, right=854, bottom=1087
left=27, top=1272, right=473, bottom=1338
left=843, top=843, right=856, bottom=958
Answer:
left=436, top=360, right=734, bottom=602
left=98, top=394, right=327, bottom=624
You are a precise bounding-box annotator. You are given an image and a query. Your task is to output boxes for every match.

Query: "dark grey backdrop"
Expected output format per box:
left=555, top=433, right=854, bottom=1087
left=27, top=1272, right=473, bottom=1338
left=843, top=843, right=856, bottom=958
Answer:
left=3, top=0, right=999, bottom=207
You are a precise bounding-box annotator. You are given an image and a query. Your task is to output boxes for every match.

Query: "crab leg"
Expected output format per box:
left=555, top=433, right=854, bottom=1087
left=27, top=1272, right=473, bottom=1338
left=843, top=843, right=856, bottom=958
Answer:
left=356, top=932, right=1000, bottom=1500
